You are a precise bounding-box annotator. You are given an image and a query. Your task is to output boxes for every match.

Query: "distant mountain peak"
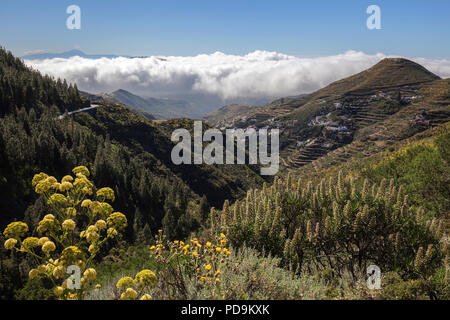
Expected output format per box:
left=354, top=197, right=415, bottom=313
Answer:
left=22, top=50, right=128, bottom=60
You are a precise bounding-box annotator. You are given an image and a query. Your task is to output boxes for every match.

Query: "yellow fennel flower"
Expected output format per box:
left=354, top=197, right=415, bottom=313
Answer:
left=4, top=238, right=17, bottom=250
left=38, top=237, right=50, bottom=246
left=72, top=166, right=90, bottom=177
left=29, top=269, right=39, bottom=279
left=120, top=288, right=138, bottom=300
left=62, top=219, right=76, bottom=231
left=54, top=286, right=64, bottom=297
left=135, top=270, right=157, bottom=288
left=3, top=221, right=28, bottom=239
left=97, top=187, right=115, bottom=202
left=116, top=276, right=134, bottom=289
left=42, top=241, right=56, bottom=253
left=21, top=237, right=40, bottom=251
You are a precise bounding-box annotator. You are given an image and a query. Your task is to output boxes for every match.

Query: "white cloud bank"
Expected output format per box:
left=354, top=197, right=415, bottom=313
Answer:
left=25, top=50, right=450, bottom=105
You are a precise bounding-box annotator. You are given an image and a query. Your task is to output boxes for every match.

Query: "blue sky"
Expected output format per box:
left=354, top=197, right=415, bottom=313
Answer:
left=1, top=0, right=449, bottom=58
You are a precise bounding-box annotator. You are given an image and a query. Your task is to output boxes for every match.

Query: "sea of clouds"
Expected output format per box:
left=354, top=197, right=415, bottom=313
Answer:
left=25, top=50, right=450, bottom=106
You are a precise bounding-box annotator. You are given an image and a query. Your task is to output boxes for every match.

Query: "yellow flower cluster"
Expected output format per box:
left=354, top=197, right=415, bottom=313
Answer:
left=48, top=193, right=68, bottom=206
left=107, top=212, right=128, bottom=231
left=97, top=187, right=115, bottom=202
left=62, top=219, right=76, bottom=232
left=3, top=221, right=29, bottom=239
left=149, top=231, right=231, bottom=292
left=20, top=237, right=40, bottom=252
left=116, top=269, right=157, bottom=300
left=37, top=214, right=60, bottom=234
left=2, top=166, right=127, bottom=300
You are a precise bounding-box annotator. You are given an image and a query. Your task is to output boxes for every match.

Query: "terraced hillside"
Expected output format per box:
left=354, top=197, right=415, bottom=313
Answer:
left=296, top=78, right=450, bottom=174
left=223, top=58, right=448, bottom=171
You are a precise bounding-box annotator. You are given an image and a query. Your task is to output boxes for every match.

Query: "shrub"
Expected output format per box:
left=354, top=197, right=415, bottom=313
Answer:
left=212, top=172, right=447, bottom=285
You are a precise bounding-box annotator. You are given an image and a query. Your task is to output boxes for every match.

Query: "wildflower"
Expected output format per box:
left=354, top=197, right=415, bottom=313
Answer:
left=95, top=219, right=107, bottom=230
left=81, top=187, right=93, bottom=195
left=220, top=233, right=226, bottom=239
left=220, top=240, right=227, bottom=246
left=107, top=227, right=118, bottom=238
left=52, top=182, right=62, bottom=190
left=89, top=201, right=103, bottom=214
left=72, top=166, right=90, bottom=177
left=53, top=266, right=66, bottom=279
left=140, top=294, right=152, bottom=300
left=3, top=221, right=29, bottom=239
left=60, top=246, right=84, bottom=265
left=59, top=181, right=72, bottom=192
left=86, top=230, right=99, bottom=243
left=200, top=276, right=207, bottom=282
left=95, top=284, right=101, bottom=289
left=83, top=268, right=97, bottom=281
left=29, top=269, right=39, bottom=279
left=88, top=244, right=96, bottom=254
left=4, top=238, right=17, bottom=250
left=32, top=172, right=49, bottom=187
left=37, top=215, right=60, bottom=234
left=150, top=245, right=156, bottom=251
left=21, top=237, right=40, bottom=251
left=205, top=264, right=212, bottom=271
left=215, top=278, right=220, bottom=283
left=38, top=237, right=50, bottom=246
left=42, top=241, right=56, bottom=253
left=62, top=219, right=76, bottom=232
left=97, top=187, right=115, bottom=202
left=107, top=212, right=128, bottom=231
left=65, top=208, right=77, bottom=217
left=37, top=265, right=47, bottom=273
left=116, top=276, right=134, bottom=289
left=48, top=193, right=67, bottom=206
left=81, top=199, right=93, bottom=208
left=216, top=247, right=222, bottom=253
left=54, top=286, right=64, bottom=297
left=61, top=175, right=74, bottom=183
left=192, top=251, right=199, bottom=257
left=206, top=241, right=212, bottom=248
left=216, top=270, right=221, bottom=276
left=134, top=270, right=157, bottom=288
left=35, top=179, right=52, bottom=194
left=120, top=288, right=138, bottom=300
left=74, top=176, right=94, bottom=192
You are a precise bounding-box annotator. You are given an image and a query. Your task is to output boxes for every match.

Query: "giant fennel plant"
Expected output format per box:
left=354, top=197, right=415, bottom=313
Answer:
left=3, top=166, right=128, bottom=300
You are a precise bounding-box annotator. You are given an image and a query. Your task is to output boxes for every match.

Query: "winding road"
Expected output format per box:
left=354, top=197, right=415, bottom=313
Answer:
left=58, top=104, right=100, bottom=119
